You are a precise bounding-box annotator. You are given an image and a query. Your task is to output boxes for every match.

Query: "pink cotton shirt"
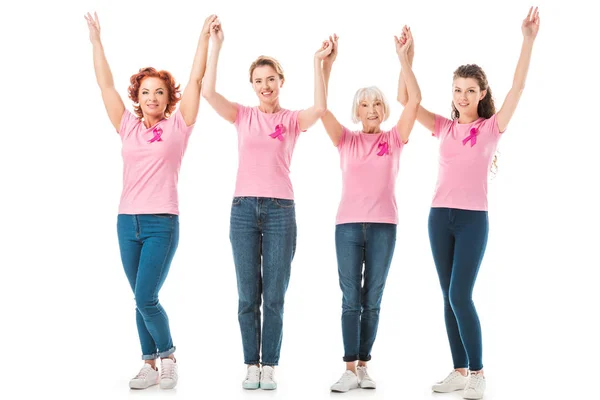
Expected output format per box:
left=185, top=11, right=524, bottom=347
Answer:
left=336, top=126, right=406, bottom=225
left=118, top=109, right=193, bottom=215
left=234, top=105, right=301, bottom=199
left=432, top=114, right=502, bottom=211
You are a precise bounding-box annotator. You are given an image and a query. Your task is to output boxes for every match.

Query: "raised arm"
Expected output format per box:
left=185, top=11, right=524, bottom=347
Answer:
left=85, top=12, right=125, bottom=132
left=496, top=6, right=540, bottom=133
left=297, top=38, right=332, bottom=131
left=179, top=15, right=217, bottom=126
left=397, top=26, right=436, bottom=133
left=201, top=20, right=238, bottom=123
left=320, top=35, right=344, bottom=146
left=395, top=28, right=422, bottom=143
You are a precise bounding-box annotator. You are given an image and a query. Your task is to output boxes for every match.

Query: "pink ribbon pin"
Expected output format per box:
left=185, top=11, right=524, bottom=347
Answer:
left=462, top=127, right=479, bottom=147
left=377, top=142, right=389, bottom=156
left=269, top=124, right=285, bottom=141
left=147, top=127, right=163, bottom=143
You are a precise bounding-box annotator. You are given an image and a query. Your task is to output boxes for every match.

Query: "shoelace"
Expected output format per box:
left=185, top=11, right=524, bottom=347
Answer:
left=465, top=374, right=484, bottom=391
left=262, top=368, right=274, bottom=382
left=161, top=364, right=176, bottom=379
left=134, top=366, right=152, bottom=379
left=336, top=371, right=355, bottom=384
left=437, top=371, right=460, bottom=384
left=246, top=368, right=260, bottom=381
left=361, top=370, right=373, bottom=382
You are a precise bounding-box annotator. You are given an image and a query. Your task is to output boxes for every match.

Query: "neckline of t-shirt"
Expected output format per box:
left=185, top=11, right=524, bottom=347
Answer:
left=140, top=116, right=167, bottom=131
left=255, top=106, right=286, bottom=116
left=455, top=117, right=484, bottom=126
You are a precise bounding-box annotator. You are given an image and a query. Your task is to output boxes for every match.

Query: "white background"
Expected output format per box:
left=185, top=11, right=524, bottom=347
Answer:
left=1, top=0, right=598, bottom=399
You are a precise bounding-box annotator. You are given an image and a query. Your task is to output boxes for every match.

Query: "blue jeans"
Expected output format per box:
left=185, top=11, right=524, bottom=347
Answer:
left=230, top=197, right=297, bottom=366
left=117, top=214, right=179, bottom=360
left=428, top=207, right=488, bottom=371
left=335, top=223, right=397, bottom=362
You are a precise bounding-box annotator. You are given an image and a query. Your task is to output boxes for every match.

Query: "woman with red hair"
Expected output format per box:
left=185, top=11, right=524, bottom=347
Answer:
left=84, top=11, right=216, bottom=390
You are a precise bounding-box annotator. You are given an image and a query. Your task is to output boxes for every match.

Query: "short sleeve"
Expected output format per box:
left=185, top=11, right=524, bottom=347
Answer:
left=433, top=114, right=453, bottom=139
left=287, top=109, right=302, bottom=135
left=171, top=108, right=195, bottom=136
left=119, top=109, right=137, bottom=140
left=337, top=126, right=351, bottom=150
left=480, top=114, right=501, bottom=136
left=234, top=104, right=251, bottom=128
left=388, top=125, right=406, bottom=148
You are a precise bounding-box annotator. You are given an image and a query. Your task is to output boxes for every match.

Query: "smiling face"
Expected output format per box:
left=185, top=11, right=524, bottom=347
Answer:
left=138, top=77, right=168, bottom=119
left=452, top=77, right=486, bottom=118
left=251, top=65, right=284, bottom=106
left=352, top=87, right=390, bottom=133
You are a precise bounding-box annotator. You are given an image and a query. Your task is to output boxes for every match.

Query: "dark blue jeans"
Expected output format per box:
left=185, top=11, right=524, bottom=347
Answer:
left=335, top=223, right=397, bottom=362
left=428, top=207, right=488, bottom=371
left=230, top=197, right=297, bottom=366
left=117, top=214, right=179, bottom=360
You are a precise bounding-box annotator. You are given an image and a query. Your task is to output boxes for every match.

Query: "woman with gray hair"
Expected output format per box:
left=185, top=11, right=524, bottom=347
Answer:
left=320, top=30, right=421, bottom=393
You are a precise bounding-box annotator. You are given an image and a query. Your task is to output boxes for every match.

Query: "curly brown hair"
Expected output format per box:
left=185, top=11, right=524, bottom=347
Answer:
left=248, top=56, right=285, bottom=83
left=451, top=64, right=498, bottom=174
left=128, top=67, right=181, bottom=119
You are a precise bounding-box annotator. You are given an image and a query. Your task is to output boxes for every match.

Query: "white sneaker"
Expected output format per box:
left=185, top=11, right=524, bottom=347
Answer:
left=129, top=364, right=159, bottom=389
left=432, top=370, right=469, bottom=393
left=260, top=366, right=277, bottom=390
left=463, top=373, right=486, bottom=399
left=159, top=358, right=178, bottom=389
left=356, top=366, right=376, bottom=389
left=330, top=370, right=359, bottom=393
left=242, top=365, right=260, bottom=390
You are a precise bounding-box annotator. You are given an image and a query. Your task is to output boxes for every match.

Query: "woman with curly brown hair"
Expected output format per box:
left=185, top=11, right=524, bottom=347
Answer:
left=84, top=11, right=217, bottom=390
left=398, top=7, right=540, bottom=400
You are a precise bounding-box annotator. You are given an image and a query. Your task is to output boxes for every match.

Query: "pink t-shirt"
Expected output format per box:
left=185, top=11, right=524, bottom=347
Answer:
left=431, top=114, right=502, bottom=211
left=118, top=109, right=193, bottom=215
left=233, top=105, right=301, bottom=199
left=336, top=126, right=406, bottom=225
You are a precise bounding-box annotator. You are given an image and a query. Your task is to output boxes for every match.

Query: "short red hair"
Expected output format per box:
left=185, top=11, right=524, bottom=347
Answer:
left=128, top=67, right=181, bottom=119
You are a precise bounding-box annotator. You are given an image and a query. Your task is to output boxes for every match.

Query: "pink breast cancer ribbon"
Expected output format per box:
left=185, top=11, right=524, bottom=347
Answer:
left=377, top=142, right=389, bottom=156
left=148, top=127, right=163, bottom=143
left=462, top=127, right=479, bottom=147
left=269, top=124, right=285, bottom=141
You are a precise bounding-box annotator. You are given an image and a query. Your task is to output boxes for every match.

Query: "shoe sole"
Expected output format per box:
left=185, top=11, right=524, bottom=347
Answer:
left=360, top=385, right=376, bottom=389
left=160, top=382, right=177, bottom=390
left=129, top=382, right=158, bottom=390
left=242, top=383, right=260, bottom=390
left=432, top=385, right=466, bottom=393
left=260, top=383, right=277, bottom=390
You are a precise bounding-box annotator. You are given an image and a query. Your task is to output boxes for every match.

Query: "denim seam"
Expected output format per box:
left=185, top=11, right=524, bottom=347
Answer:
left=151, top=216, right=175, bottom=354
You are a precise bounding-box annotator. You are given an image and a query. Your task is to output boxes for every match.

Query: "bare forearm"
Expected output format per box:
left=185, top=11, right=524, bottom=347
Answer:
left=512, top=37, right=535, bottom=91
left=189, top=37, right=210, bottom=86
left=92, top=40, right=115, bottom=90
left=397, top=56, right=413, bottom=105
left=314, top=58, right=327, bottom=111
left=400, top=56, right=421, bottom=104
left=202, top=44, right=222, bottom=97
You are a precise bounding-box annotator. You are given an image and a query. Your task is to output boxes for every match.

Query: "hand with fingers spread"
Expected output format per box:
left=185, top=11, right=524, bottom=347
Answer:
left=84, top=12, right=101, bottom=44
left=209, top=19, right=224, bottom=46
left=522, top=6, right=540, bottom=39
left=315, top=38, right=334, bottom=60
left=322, top=34, right=339, bottom=69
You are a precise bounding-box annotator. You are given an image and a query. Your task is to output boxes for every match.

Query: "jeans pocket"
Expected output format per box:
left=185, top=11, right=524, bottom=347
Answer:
left=273, top=198, right=295, bottom=208
left=152, top=213, right=174, bottom=219
left=232, top=197, right=243, bottom=206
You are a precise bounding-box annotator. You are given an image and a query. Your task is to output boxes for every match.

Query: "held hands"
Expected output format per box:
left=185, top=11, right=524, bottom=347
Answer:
left=201, top=15, right=218, bottom=40
left=209, top=18, right=224, bottom=45
left=394, top=25, right=413, bottom=63
left=321, top=34, right=338, bottom=68
left=84, top=12, right=101, bottom=44
left=315, top=36, right=334, bottom=61
left=522, top=6, right=540, bottom=39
